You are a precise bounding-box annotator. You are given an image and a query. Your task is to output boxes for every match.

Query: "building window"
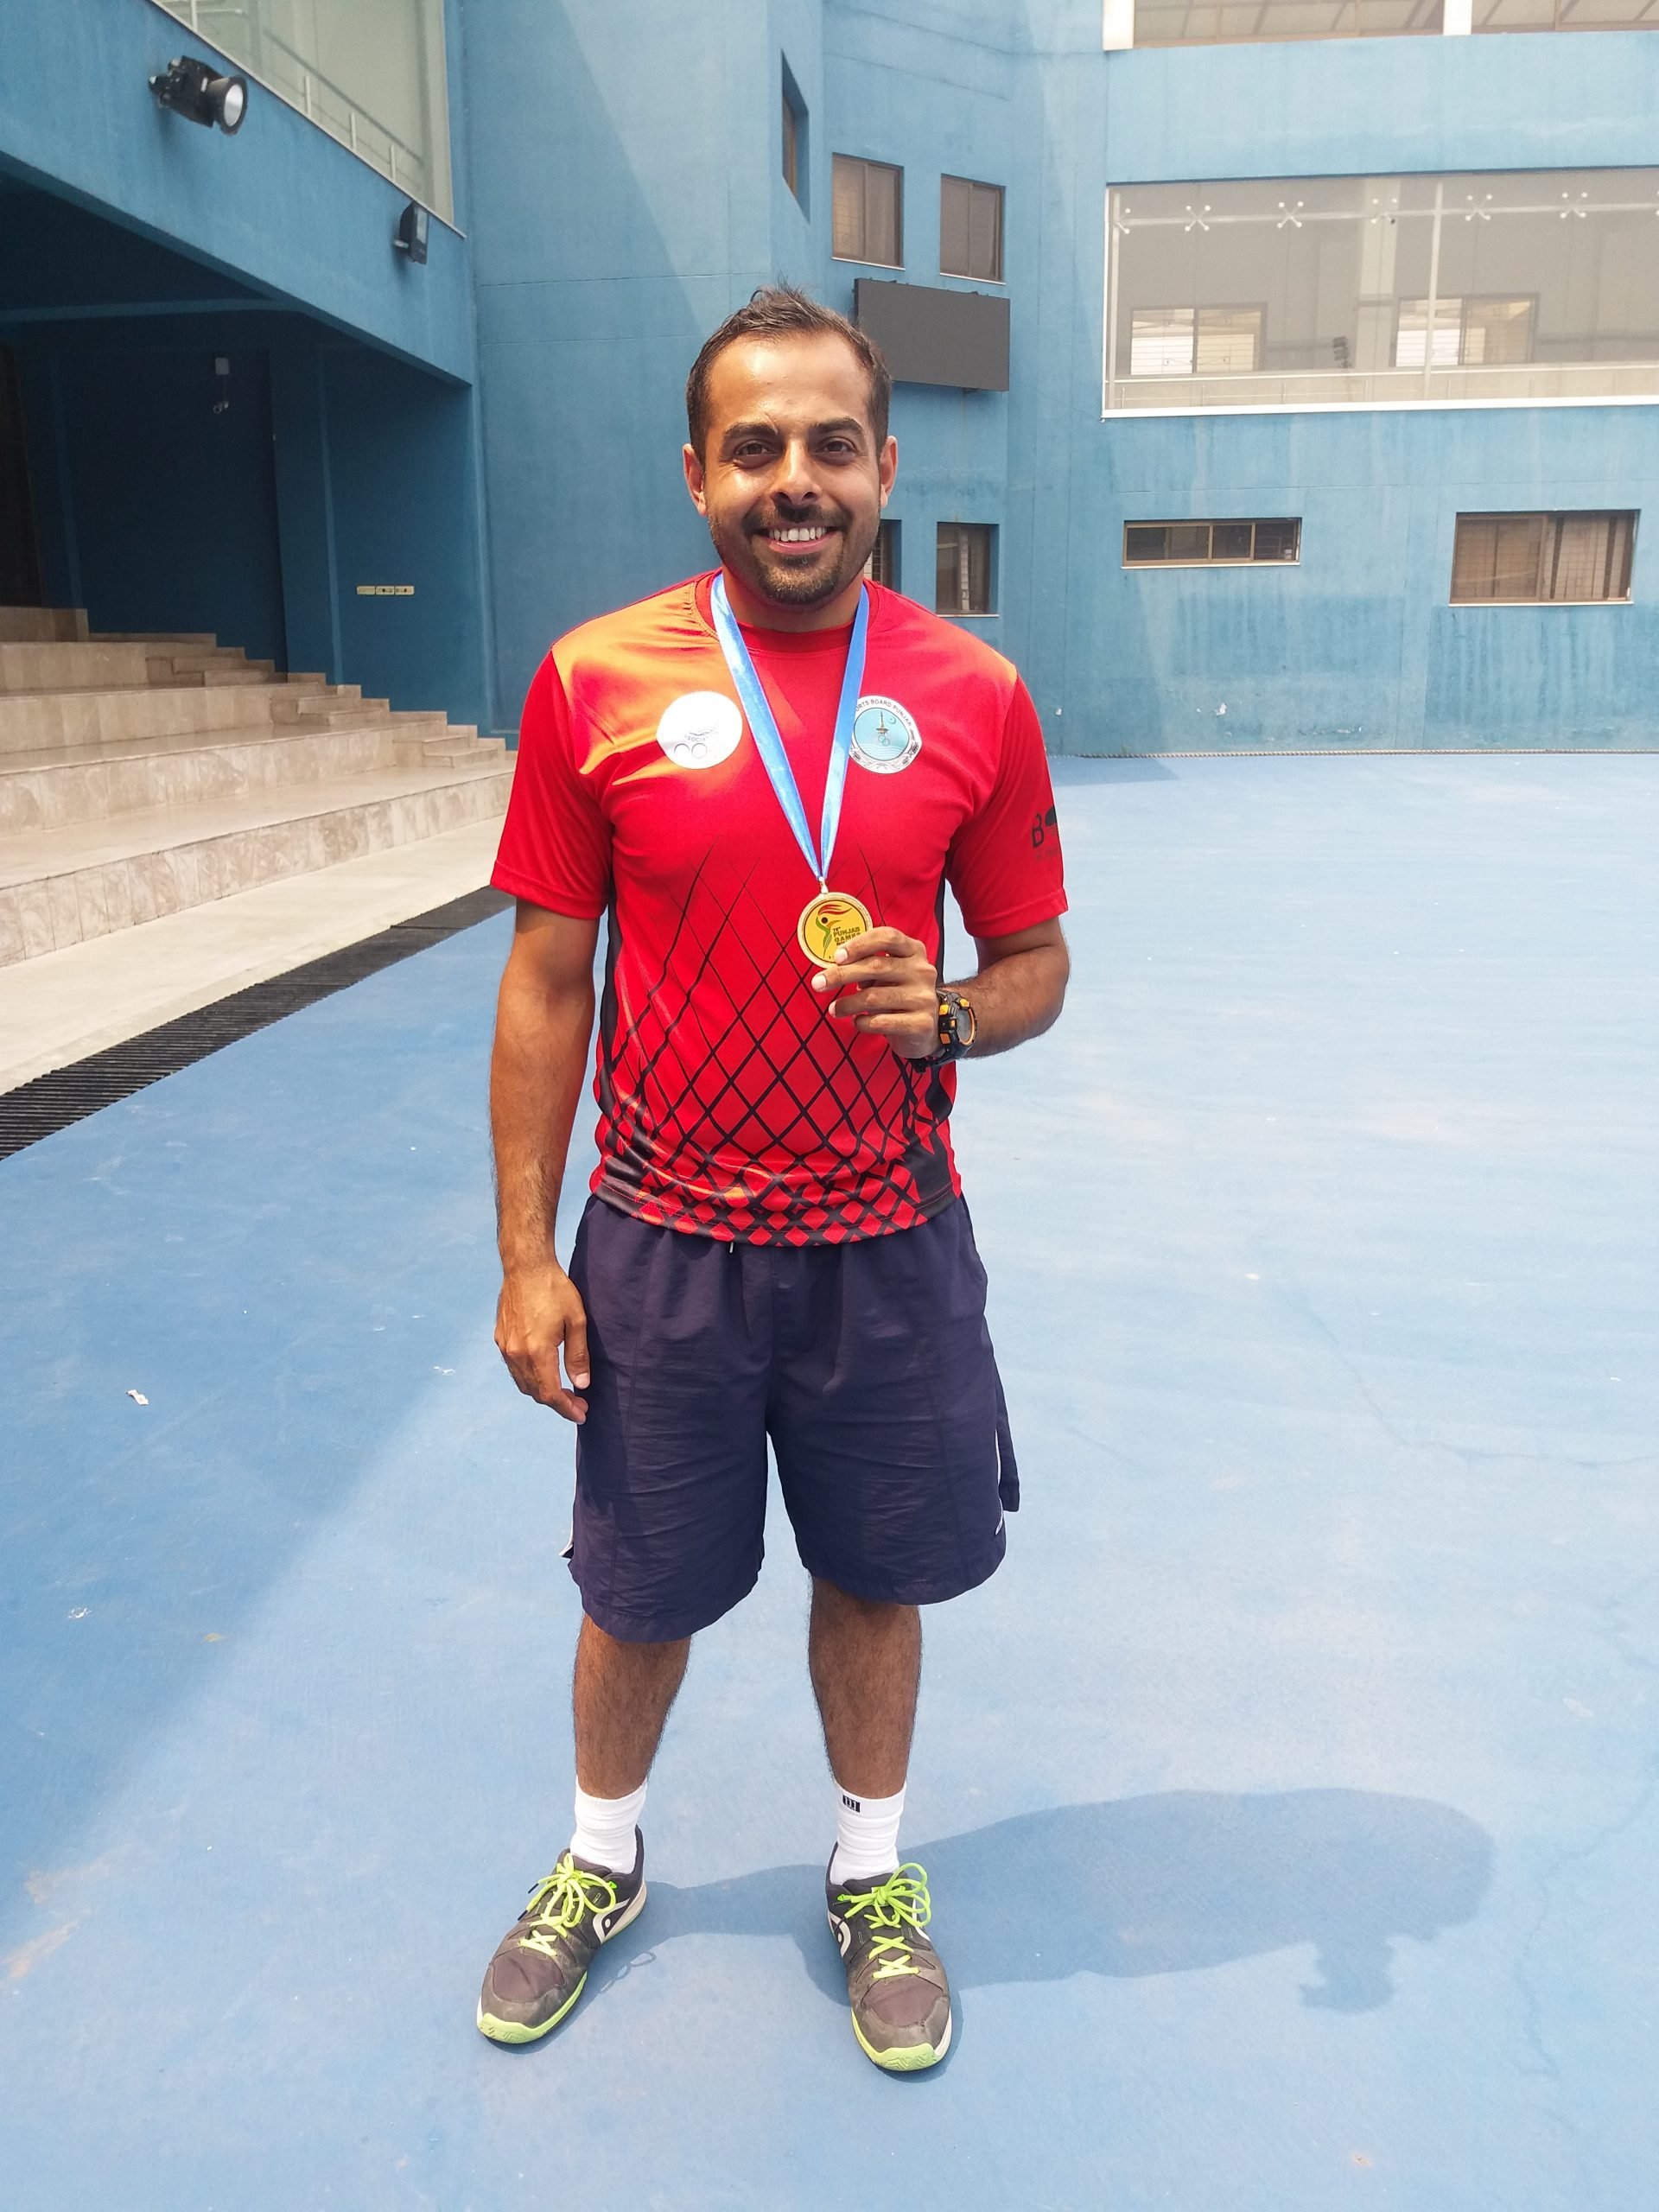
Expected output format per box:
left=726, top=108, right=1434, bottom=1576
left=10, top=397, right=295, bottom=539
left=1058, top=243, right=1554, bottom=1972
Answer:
left=1124, top=519, right=1300, bottom=565
left=937, top=524, right=995, bottom=614
left=1128, top=306, right=1262, bottom=377
left=866, top=519, right=901, bottom=588
left=781, top=59, right=806, bottom=209
left=1451, top=512, right=1635, bottom=602
left=156, top=0, right=454, bottom=219
left=1106, top=169, right=1659, bottom=413
left=833, top=156, right=903, bottom=267
left=1134, top=0, right=1443, bottom=40
left=941, top=176, right=1004, bottom=283
left=1395, top=296, right=1535, bottom=368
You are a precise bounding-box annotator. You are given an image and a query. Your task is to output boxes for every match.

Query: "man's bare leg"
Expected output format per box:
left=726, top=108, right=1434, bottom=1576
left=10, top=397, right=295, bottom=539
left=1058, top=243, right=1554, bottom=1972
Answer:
left=573, top=1614, right=691, bottom=1796
left=808, top=1578, right=920, bottom=1798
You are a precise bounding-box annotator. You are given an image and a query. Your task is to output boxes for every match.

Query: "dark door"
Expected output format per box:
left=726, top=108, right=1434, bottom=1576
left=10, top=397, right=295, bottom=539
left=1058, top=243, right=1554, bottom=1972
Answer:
left=0, top=346, right=46, bottom=607
left=57, top=344, right=286, bottom=664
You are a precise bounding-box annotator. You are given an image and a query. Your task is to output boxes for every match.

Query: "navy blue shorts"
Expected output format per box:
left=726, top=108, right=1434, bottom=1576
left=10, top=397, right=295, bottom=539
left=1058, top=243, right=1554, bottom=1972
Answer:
left=563, top=1194, right=1020, bottom=1643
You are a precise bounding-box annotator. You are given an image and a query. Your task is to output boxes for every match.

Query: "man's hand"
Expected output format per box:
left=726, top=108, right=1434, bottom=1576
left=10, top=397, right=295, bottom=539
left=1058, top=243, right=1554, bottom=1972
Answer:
left=495, top=1261, right=591, bottom=1423
left=811, top=925, right=938, bottom=1060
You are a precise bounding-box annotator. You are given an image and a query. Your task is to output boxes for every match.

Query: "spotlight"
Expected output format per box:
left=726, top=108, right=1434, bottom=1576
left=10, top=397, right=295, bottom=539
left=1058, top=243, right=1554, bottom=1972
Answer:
left=394, top=200, right=429, bottom=264
left=149, top=55, right=248, bottom=135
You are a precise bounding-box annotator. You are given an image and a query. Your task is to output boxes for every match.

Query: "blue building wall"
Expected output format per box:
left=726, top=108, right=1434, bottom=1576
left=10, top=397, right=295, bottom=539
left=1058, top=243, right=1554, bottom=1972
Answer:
left=1024, top=27, right=1659, bottom=752
left=0, top=0, right=493, bottom=728
left=5, top=0, right=1659, bottom=752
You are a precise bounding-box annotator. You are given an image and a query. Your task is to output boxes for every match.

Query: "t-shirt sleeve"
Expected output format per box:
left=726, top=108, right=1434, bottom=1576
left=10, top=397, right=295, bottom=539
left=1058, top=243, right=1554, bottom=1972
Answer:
left=946, top=675, right=1068, bottom=939
left=490, top=653, right=613, bottom=919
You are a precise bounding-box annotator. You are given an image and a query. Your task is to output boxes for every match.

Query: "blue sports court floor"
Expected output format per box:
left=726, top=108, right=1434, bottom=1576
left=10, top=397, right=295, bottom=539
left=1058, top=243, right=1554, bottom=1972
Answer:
left=3, top=755, right=1657, bottom=2210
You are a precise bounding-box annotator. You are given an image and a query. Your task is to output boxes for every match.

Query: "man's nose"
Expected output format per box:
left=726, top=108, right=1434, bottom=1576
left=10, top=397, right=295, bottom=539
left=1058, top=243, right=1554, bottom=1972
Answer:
left=772, top=439, right=821, bottom=505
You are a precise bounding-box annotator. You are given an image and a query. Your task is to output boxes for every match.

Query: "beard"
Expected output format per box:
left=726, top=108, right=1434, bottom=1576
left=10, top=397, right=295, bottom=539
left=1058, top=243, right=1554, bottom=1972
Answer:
left=707, top=501, right=881, bottom=612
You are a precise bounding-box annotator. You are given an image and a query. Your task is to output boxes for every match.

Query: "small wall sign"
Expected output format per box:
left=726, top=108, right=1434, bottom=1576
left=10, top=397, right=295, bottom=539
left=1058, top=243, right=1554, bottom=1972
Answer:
left=356, top=584, right=415, bottom=596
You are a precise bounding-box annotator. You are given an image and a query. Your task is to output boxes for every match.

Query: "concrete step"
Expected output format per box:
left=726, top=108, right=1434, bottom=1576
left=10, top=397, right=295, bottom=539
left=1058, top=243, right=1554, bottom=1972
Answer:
left=0, top=755, right=514, bottom=965
left=0, top=640, right=153, bottom=695
left=0, top=607, right=89, bottom=644
left=0, top=715, right=425, bottom=833
left=143, top=651, right=276, bottom=686
left=92, top=629, right=217, bottom=646
left=0, top=680, right=331, bottom=758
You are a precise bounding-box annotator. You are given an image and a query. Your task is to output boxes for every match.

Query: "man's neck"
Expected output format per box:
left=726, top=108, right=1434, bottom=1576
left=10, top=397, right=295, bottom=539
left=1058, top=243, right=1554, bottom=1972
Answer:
left=719, top=565, right=861, bottom=633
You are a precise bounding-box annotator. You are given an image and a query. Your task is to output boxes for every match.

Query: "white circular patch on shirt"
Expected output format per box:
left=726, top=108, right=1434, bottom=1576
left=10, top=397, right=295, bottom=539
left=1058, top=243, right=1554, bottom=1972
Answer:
left=851, top=695, right=921, bottom=774
left=657, top=690, right=744, bottom=770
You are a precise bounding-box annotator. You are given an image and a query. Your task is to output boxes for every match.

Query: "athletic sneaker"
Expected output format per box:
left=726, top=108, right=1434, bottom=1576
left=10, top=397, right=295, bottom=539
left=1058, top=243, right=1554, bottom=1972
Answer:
left=826, top=1861, right=953, bottom=2072
left=476, top=1833, right=646, bottom=2045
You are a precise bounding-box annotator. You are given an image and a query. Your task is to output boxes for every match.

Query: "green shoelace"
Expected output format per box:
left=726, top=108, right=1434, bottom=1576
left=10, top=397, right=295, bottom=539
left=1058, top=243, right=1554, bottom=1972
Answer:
left=518, top=1858, right=620, bottom=1959
left=836, top=1864, right=933, bottom=1980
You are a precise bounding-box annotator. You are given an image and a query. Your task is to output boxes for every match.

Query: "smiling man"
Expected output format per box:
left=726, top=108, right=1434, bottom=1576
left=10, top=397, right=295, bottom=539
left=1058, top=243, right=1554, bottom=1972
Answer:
left=480, top=285, right=1069, bottom=2072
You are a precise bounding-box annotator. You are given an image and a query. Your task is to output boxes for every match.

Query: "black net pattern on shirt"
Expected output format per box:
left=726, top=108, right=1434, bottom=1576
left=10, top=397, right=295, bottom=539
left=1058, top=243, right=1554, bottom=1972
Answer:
left=594, top=852, right=956, bottom=1243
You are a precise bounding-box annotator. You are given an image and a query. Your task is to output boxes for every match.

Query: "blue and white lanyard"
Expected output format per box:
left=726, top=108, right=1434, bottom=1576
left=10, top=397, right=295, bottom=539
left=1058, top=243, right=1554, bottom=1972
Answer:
left=709, top=573, right=869, bottom=890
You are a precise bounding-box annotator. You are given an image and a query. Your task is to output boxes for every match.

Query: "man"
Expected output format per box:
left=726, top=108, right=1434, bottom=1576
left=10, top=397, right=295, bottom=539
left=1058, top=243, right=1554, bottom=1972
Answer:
left=479, top=285, right=1068, bottom=2073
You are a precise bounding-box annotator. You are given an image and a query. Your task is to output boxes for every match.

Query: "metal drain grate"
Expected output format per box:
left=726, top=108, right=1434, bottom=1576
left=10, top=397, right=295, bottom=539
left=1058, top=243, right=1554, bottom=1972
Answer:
left=0, top=887, right=512, bottom=1160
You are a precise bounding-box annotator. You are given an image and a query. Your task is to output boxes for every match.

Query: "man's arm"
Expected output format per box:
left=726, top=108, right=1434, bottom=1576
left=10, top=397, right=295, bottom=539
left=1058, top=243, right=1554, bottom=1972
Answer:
left=491, top=899, right=601, bottom=1421
left=814, top=916, right=1069, bottom=1060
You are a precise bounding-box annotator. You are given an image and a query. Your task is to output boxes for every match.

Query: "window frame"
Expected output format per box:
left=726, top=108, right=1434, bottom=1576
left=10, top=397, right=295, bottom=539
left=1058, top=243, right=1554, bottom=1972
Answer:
left=866, top=518, right=901, bottom=589
left=935, top=522, right=997, bottom=616
left=1122, top=518, right=1303, bottom=568
left=1104, top=168, right=1659, bottom=418
left=832, top=155, right=904, bottom=270
left=780, top=55, right=807, bottom=211
left=940, top=175, right=1006, bottom=283
left=1449, top=509, right=1637, bottom=604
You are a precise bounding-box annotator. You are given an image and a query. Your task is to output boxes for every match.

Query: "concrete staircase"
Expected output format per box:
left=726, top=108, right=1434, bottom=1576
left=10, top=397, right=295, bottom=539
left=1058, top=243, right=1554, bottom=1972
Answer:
left=0, top=607, right=512, bottom=966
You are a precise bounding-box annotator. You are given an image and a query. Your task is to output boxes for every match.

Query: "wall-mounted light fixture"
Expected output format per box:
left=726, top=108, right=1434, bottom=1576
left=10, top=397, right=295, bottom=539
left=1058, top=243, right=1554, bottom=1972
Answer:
left=149, top=55, right=248, bottom=135
left=394, top=200, right=429, bottom=264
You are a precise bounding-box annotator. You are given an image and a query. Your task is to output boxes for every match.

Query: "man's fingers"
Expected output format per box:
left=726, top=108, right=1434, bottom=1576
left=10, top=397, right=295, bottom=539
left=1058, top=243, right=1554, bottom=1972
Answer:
left=831, top=925, right=925, bottom=963
left=563, top=1312, right=591, bottom=1391
left=826, top=982, right=934, bottom=1020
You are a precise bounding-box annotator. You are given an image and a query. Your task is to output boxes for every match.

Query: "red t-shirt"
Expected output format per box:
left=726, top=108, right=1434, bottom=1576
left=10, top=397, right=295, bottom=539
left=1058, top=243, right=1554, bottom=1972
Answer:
left=492, top=573, right=1066, bottom=1243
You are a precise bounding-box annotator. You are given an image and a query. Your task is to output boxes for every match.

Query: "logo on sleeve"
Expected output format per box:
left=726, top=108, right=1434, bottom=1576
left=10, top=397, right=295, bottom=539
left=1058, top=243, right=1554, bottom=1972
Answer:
left=657, top=691, right=744, bottom=770
left=851, top=696, right=921, bottom=774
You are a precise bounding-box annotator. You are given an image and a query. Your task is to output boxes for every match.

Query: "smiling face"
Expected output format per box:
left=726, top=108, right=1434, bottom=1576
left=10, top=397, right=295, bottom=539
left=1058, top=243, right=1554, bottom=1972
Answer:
left=683, top=331, right=898, bottom=630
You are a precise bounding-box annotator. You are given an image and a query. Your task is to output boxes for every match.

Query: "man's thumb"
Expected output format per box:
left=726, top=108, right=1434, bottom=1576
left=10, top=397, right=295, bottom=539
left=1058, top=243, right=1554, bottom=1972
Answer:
left=565, top=1316, right=590, bottom=1389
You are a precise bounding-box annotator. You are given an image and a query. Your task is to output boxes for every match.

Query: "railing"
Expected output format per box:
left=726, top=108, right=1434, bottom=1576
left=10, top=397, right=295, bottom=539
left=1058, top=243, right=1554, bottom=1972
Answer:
left=1109, top=359, right=1659, bottom=410
left=156, top=2, right=449, bottom=217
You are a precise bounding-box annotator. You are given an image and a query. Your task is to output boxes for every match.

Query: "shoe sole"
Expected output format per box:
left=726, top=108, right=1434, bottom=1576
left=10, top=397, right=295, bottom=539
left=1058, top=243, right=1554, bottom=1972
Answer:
left=852, top=2004, right=953, bottom=2072
left=476, top=1880, right=648, bottom=2046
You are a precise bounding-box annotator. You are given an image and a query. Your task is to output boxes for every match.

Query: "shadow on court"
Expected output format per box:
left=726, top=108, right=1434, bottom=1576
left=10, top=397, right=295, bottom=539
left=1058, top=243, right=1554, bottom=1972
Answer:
left=594, top=1789, right=1492, bottom=2019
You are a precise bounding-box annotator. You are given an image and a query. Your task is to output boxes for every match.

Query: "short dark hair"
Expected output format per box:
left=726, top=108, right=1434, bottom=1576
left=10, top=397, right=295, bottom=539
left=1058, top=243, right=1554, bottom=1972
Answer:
left=685, top=284, right=892, bottom=460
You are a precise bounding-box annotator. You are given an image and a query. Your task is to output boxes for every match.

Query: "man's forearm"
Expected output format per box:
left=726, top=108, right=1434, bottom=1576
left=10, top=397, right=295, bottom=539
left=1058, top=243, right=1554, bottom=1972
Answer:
left=952, top=941, right=1070, bottom=1059
left=490, top=962, right=594, bottom=1271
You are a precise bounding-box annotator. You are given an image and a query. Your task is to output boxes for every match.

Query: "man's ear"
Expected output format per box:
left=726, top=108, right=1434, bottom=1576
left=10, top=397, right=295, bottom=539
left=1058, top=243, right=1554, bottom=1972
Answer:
left=683, top=442, right=709, bottom=516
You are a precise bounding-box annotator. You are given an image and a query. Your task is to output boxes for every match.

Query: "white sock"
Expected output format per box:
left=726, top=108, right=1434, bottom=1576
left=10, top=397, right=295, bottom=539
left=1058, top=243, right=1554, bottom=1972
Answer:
left=570, top=1779, right=646, bottom=1874
left=830, top=1780, right=906, bottom=1884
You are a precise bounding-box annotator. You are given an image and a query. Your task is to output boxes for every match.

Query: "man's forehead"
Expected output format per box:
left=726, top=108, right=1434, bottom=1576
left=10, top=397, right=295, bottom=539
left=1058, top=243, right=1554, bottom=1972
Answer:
left=704, top=333, right=874, bottom=430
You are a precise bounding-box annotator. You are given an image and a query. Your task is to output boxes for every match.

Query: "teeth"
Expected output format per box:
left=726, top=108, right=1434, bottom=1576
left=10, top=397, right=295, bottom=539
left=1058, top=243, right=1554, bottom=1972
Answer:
left=774, top=527, right=828, bottom=543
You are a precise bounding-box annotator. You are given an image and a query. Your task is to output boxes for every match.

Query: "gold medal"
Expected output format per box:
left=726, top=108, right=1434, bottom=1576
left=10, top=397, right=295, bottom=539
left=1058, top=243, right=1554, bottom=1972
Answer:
left=798, top=889, right=873, bottom=964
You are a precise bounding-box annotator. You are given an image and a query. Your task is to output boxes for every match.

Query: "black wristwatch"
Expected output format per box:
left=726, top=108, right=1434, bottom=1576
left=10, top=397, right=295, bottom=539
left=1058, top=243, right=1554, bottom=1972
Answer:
left=927, top=987, right=977, bottom=1064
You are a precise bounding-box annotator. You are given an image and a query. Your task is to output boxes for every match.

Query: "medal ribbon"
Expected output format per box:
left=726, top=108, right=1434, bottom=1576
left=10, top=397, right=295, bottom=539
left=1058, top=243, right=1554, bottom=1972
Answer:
left=710, top=572, right=868, bottom=890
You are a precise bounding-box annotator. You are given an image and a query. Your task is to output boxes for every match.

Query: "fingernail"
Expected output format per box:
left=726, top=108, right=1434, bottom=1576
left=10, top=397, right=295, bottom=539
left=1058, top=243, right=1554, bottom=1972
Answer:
left=811, top=974, right=827, bottom=991
left=570, top=1371, right=589, bottom=1388
left=834, top=948, right=849, bottom=963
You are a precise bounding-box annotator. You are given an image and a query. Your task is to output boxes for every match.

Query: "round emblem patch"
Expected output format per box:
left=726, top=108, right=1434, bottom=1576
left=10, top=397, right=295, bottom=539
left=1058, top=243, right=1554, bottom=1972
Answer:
left=656, top=690, right=743, bottom=770
left=850, top=695, right=921, bottom=774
